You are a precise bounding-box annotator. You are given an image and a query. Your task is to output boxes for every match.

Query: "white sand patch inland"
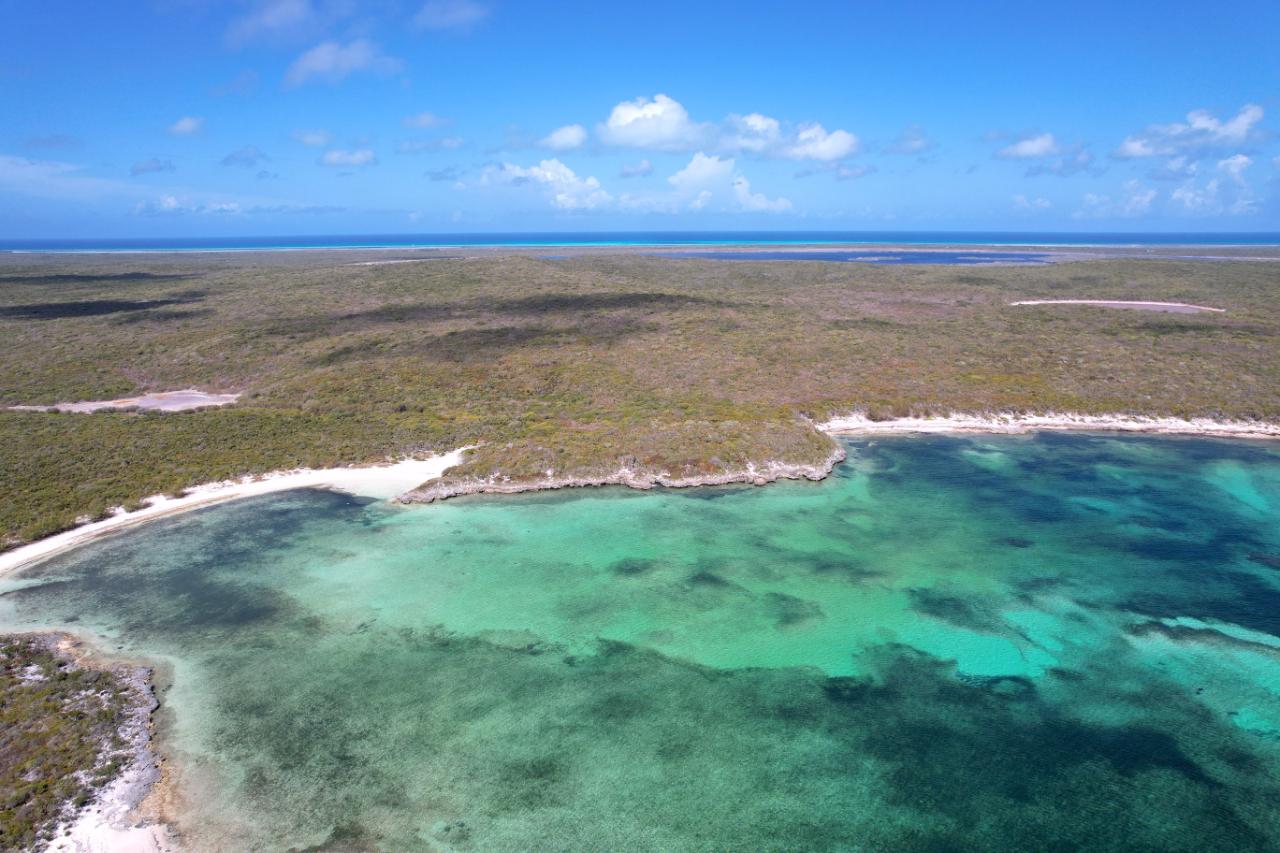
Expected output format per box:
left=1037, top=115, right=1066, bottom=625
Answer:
left=1010, top=299, right=1225, bottom=314
left=820, top=412, right=1280, bottom=439
left=0, top=450, right=470, bottom=577
left=10, top=390, right=241, bottom=414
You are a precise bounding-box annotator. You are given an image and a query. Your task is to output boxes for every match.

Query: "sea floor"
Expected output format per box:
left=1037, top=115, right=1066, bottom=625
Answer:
left=3, top=433, right=1280, bottom=851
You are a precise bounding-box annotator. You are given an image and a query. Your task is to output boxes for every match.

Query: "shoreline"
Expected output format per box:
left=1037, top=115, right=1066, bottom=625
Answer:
left=3, top=412, right=1279, bottom=852
left=817, top=412, right=1280, bottom=439
left=0, top=450, right=469, bottom=578
left=401, top=446, right=850, bottom=504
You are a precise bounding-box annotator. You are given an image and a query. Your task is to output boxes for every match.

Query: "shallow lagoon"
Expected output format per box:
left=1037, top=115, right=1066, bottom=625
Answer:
left=3, top=433, right=1280, bottom=851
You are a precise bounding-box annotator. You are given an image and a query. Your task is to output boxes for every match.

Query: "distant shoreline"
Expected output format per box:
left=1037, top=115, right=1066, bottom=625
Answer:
left=3, top=230, right=1279, bottom=254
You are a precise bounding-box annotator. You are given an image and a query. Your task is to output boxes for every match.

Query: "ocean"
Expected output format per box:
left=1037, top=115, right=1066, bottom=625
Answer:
left=2, top=433, right=1279, bottom=850
left=3, top=230, right=1279, bottom=253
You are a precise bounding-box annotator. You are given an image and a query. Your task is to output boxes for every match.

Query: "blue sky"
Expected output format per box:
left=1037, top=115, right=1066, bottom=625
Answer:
left=3, top=1, right=1279, bottom=237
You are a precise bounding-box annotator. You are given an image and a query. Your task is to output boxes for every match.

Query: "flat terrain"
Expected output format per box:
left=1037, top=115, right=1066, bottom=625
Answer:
left=1, top=249, right=1277, bottom=546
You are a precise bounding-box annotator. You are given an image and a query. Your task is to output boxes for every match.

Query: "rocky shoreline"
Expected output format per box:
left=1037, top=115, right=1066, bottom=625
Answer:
left=402, top=444, right=849, bottom=504
left=1, top=632, right=171, bottom=853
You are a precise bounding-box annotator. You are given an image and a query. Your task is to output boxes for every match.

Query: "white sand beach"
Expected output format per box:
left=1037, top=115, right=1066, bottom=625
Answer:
left=0, top=450, right=470, bottom=578
left=819, top=412, right=1280, bottom=439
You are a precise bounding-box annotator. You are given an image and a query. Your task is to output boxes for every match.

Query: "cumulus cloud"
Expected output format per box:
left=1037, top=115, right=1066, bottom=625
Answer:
left=620, top=159, right=653, bottom=178
left=597, top=94, right=859, bottom=165
left=539, top=124, right=587, bottom=151
left=1168, top=155, right=1259, bottom=215
left=1114, top=103, right=1264, bottom=158
left=481, top=158, right=611, bottom=210
left=285, top=40, right=400, bottom=87
left=413, top=0, right=488, bottom=31
left=292, top=129, right=331, bottom=147
left=598, top=94, right=710, bottom=151
left=130, top=158, right=174, bottom=176
left=1073, top=180, right=1156, bottom=219
left=886, top=125, right=933, bottom=155
left=642, top=152, right=791, bottom=213
left=781, top=123, right=858, bottom=161
left=221, top=146, right=269, bottom=168
left=723, top=113, right=781, bottom=153
left=168, top=116, right=204, bottom=136
left=997, top=132, right=1058, bottom=159
left=320, top=148, right=377, bottom=167
left=732, top=175, right=792, bottom=212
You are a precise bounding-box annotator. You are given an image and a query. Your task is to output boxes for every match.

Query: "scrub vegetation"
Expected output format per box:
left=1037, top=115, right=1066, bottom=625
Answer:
left=0, top=636, right=138, bottom=852
left=1, top=250, right=1278, bottom=546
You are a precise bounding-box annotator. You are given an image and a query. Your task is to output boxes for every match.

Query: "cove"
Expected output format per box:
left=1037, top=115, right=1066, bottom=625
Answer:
left=2, top=433, right=1280, bottom=851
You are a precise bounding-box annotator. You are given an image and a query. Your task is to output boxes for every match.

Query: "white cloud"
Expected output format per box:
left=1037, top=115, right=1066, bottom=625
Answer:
left=540, top=124, right=587, bottom=151
left=723, top=113, right=781, bottom=152
left=1218, top=153, right=1252, bottom=181
left=130, top=158, right=174, bottom=176
left=1073, top=180, right=1156, bottom=219
left=168, top=116, right=204, bottom=136
left=658, top=152, right=790, bottom=212
left=1114, top=103, right=1264, bottom=158
left=403, top=112, right=449, bottom=129
left=1169, top=155, right=1259, bottom=215
left=320, top=148, right=377, bottom=167
left=285, top=40, right=400, bottom=87
left=1013, top=194, right=1051, bottom=210
left=227, top=0, right=316, bottom=44
left=481, top=159, right=611, bottom=210
left=732, top=175, right=792, bottom=212
left=620, top=159, right=653, bottom=178
left=598, top=94, right=710, bottom=151
left=292, top=129, right=331, bottom=147
left=413, top=0, right=489, bottom=31
left=1147, top=155, right=1199, bottom=181
left=135, top=195, right=245, bottom=216
left=781, top=123, right=858, bottom=161
left=668, top=152, right=734, bottom=190
left=596, top=94, right=858, bottom=165
left=997, top=133, right=1058, bottom=159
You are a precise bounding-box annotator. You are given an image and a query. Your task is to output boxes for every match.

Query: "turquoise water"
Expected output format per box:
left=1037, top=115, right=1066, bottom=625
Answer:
left=3, top=230, right=1279, bottom=252
left=3, top=433, right=1280, bottom=850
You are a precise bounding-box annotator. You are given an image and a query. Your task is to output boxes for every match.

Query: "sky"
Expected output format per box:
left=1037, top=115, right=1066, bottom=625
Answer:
left=2, top=1, right=1279, bottom=237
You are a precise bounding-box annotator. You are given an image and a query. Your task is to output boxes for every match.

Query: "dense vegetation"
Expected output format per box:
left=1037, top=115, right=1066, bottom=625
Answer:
left=0, top=636, right=138, bottom=852
left=1, top=250, right=1278, bottom=546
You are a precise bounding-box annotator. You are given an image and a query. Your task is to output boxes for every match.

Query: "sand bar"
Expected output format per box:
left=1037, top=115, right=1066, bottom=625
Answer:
left=0, top=449, right=469, bottom=577
left=1010, top=299, right=1225, bottom=314
left=9, top=390, right=241, bottom=414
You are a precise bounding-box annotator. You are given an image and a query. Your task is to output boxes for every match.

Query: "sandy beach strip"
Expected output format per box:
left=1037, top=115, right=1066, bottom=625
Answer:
left=0, top=449, right=469, bottom=578
left=1009, top=299, right=1226, bottom=314
left=9, top=390, right=241, bottom=414
left=819, top=412, right=1280, bottom=439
